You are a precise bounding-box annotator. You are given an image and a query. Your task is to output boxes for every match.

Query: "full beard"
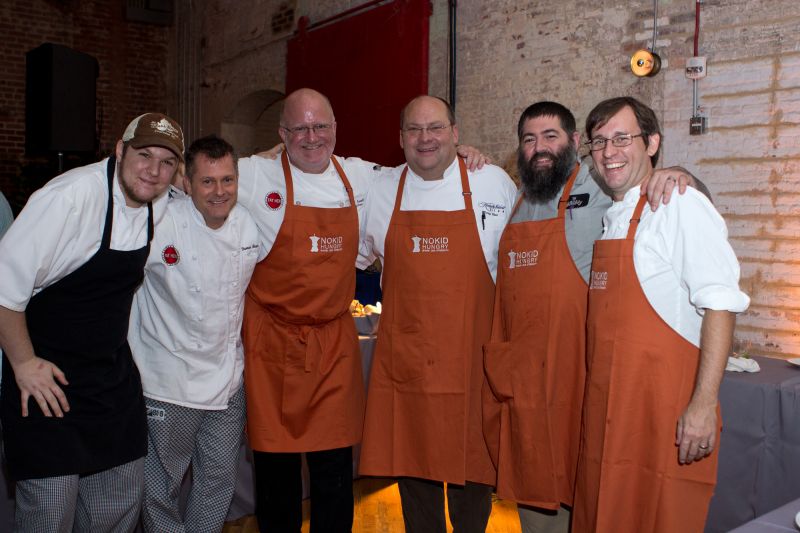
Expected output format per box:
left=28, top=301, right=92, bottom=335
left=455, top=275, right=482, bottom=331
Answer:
left=518, top=144, right=577, bottom=203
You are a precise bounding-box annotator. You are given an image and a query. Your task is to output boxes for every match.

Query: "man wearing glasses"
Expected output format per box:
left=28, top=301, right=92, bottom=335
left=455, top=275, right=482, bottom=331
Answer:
left=482, top=101, right=706, bottom=533
left=572, top=97, right=748, bottom=533
left=235, top=88, right=486, bottom=532
left=358, top=95, right=517, bottom=533
left=234, top=88, right=374, bottom=533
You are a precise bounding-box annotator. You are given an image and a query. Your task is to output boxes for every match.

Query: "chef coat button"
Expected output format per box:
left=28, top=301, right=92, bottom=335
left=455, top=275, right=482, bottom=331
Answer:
left=192, top=255, right=197, bottom=260
left=232, top=281, right=238, bottom=287
left=233, top=251, right=239, bottom=257
left=196, top=342, right=201, bottom=349
left=197, top=315, right=203, bottom=321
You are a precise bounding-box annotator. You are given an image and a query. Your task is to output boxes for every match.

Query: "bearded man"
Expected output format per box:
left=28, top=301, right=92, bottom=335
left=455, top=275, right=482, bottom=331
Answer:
left=482, top=101, right=704, bottom=533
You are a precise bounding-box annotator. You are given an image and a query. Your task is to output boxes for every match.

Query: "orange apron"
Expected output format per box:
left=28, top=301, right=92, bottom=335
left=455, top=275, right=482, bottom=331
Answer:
left=359, top=158, right=496, bottom=485
left=482, top=164, right=585, bottom=509
left=572, top=195, right=720, bottom=533
left=243, top=152, right=364, bottom=452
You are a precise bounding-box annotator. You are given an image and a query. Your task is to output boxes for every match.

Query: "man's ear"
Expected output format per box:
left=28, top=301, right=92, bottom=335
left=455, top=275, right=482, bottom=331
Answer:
left=646, top=133, right=661, bottom=157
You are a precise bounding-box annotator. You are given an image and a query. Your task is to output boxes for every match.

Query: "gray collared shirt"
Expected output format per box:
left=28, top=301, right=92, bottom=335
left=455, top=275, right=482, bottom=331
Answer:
left=509, top=158, right=611, bottom=283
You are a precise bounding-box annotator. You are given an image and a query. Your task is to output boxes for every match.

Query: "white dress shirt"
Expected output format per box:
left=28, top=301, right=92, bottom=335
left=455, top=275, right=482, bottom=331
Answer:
left=358, top=158, right=518, bottom=281
left=0, top=158, right=167, bottom=311
left=129, top=197, right=264, bottom=409
left=602, top=185, right=750, bottom=346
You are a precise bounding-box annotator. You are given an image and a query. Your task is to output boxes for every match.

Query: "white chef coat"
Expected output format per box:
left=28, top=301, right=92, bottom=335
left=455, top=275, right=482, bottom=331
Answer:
left=357, top=158, right=518, bottom=281
left=129, top=196, right=263, bottom=410
left=237, top=155, right=385, bottom=257
left=0, top=158, right=167, bottom=312
left=602, top=185, right=750, bottom=346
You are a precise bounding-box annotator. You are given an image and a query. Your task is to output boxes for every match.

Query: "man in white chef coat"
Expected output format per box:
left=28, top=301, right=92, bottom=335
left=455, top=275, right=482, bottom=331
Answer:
left=129, top=134, right=264, bottom=533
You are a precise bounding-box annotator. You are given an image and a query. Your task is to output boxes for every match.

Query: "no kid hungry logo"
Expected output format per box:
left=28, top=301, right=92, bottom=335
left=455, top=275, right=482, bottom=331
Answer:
left=590, top=270, right=608, bottom=290
left=411, top=235, right=449, bottom=253
left=309, top=234, right=343, bottom=253
left=507, top=249, right=539, bottom=269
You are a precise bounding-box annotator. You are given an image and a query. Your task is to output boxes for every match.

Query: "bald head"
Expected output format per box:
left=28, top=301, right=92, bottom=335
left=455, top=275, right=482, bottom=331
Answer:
left=281, top=88, right=335, bottom=125
left=279, top=88, right=337, bottom=174
left=400, top=95, right=455, bottom=130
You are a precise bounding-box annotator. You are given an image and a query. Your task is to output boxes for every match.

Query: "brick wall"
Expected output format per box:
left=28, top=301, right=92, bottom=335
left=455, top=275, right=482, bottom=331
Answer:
left=660, top=1, right=800, bottom=358
left=449, top=1, right=800, bottom=358
left=201, top=0, right=800, bottom=357
left=0, top=0, right=173, bottom=212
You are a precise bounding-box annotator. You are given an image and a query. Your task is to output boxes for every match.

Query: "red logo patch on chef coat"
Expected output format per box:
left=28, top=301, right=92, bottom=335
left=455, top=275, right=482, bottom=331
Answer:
left=162, top=245, right=180, bottom=266
left=265, top=191, right=283, bottom=210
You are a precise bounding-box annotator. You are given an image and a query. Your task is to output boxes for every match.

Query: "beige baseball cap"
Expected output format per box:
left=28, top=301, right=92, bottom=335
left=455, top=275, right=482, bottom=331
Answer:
left=122, top=113, right=185, bottom=161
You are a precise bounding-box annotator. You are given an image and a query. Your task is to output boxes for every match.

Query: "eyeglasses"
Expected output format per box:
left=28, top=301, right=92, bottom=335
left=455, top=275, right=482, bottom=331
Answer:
left=280, top=123, right=334, bottom=136
left=585, top=133, right=646, bottom=151
left=402, top=123, right=452, bottom=137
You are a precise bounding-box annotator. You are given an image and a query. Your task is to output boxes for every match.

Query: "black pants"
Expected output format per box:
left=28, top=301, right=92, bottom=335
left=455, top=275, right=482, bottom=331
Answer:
left=253, top=446, right=354, bottom=533
left=398, top=477, right=493, bottom=533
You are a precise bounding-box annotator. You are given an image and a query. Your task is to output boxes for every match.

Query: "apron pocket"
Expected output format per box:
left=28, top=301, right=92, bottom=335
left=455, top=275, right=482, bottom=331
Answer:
left=389, top=323, right=427, bottom=384
left=484, top=341, right=514, bottom=401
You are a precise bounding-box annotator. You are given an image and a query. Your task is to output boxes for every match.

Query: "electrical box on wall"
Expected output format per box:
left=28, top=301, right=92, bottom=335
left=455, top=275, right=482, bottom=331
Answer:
left=690, top=115, right=707, bottom=135
left=686, top=56, right=707, bottom=79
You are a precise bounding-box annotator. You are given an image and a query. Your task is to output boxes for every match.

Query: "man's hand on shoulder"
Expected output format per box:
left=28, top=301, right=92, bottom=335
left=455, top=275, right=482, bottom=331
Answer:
left=641, top=166, right=700, bottom=211
left=13, top=356, right=70, bottom=417
left=457, top=145, right=491, bottom=171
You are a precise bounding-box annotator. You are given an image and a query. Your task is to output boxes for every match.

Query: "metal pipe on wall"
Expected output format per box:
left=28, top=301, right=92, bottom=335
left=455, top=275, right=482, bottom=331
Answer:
left=449, top=0, right=457, bottom=110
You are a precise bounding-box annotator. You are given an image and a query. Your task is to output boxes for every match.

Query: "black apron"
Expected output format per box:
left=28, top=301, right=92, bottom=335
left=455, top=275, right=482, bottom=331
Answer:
left=1, top=157, right=150, bottom=480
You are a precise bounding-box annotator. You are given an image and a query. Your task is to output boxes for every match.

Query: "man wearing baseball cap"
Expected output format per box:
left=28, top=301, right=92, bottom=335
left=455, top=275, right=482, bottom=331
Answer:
left=0, top=112, right=183, bottom=532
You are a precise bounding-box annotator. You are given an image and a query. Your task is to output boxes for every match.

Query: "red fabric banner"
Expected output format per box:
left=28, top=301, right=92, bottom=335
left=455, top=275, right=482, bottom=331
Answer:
left=287, top=0, right=431, bottom=167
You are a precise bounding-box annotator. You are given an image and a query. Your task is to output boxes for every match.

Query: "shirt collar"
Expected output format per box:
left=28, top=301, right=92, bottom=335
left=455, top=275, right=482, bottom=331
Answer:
left=404, top=156, right=459, bottom=183
left=287, top=156, right=335, bottom=179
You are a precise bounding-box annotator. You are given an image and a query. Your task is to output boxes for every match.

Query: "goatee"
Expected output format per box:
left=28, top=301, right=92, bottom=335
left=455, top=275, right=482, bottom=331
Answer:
left=518, top=143, right=577, bottom=203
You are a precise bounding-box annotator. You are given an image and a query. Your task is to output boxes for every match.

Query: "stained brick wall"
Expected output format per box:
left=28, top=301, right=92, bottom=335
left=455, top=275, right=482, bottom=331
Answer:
left=450, top=1, right=800, bottom=358
left=0, top=0, right=173, bottom=212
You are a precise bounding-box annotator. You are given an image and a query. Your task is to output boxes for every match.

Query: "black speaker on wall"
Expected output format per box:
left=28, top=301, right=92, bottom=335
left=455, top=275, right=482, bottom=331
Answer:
left=25, top=43, right=99, bottom=155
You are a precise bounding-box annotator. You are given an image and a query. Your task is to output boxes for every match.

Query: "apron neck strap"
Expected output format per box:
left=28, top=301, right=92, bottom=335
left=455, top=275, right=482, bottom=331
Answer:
left=627, top=194, right=649, bottom=240
left=556, top=162, right=581, bottom=219
left=280, top=151, right=296, bottom=206
left=329, top=156, right=356, bottom=208
left=394, top=157, right=474, bottom=215
left=281, top=151, right=356, bottom=209
left=457, top=157, right=474, bottom=210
